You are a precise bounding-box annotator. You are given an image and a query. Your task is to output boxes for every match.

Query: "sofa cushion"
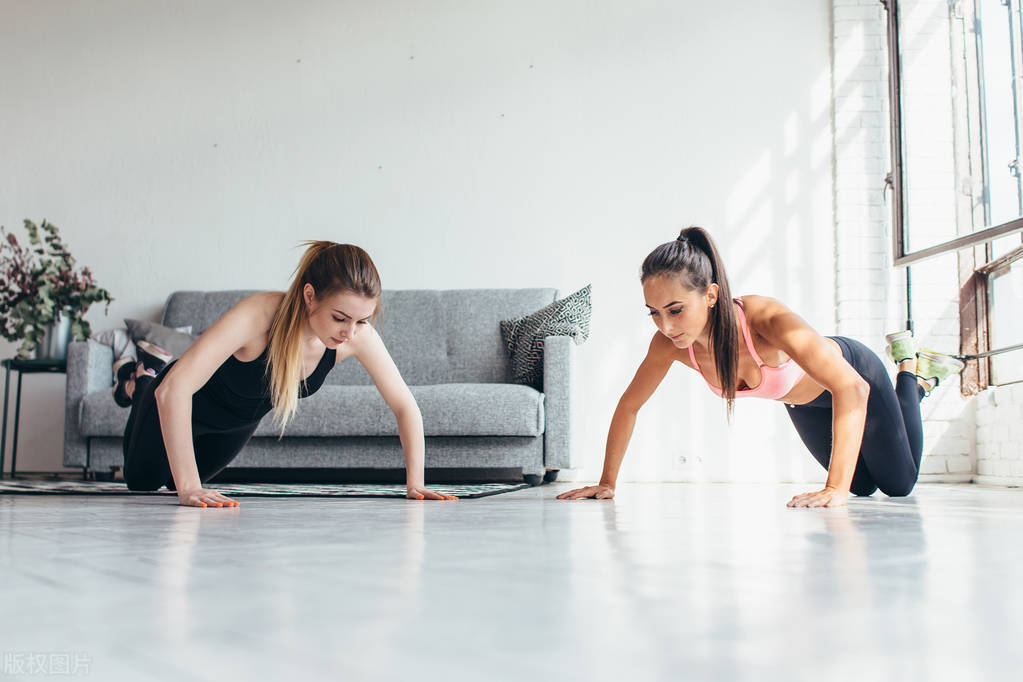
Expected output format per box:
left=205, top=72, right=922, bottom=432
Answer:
left=500, top=284, right=591, bottom=389
left=160, top=288, right=559, bottom=385
left=258, top=384, right=544, bottom=437
left=124, top=319, right=198, bottom=357
left=79, top=383, right=544, bottom=439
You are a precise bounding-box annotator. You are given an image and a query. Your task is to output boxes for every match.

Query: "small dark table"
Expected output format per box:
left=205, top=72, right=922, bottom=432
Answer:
left=1, top=357, right=68, bottom=479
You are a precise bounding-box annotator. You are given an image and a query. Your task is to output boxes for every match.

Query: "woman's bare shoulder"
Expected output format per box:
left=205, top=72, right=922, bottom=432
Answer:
left=219, top=292, right=285, bottom=357
left=237, top=291, right=286, bottom=322
left=737, top=293, right=784, bottom=309
left=738, top=294, right=792, bottom=325
left=333, top=322, right=378, bottom=365
left=739, top=294, right=819, bottom=346
left=648, top=329, right=692, bottom=368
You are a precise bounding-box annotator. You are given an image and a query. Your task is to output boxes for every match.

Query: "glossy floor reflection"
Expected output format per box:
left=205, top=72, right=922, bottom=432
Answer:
left=1, top=483, right=1022, bottom=681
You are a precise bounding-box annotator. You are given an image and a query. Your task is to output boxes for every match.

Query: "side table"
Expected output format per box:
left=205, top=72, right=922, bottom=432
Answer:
left=1, top=357, right=68, bottom=479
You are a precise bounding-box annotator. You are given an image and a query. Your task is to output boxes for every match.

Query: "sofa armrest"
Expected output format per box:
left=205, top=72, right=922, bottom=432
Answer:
left=63, top=340, right=114, bottom=468
left=542, top=335, right=579, bottom=470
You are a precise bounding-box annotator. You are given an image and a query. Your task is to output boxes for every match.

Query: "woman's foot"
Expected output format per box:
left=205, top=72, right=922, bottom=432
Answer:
left=885, top=330, right=918, bottom=365
left=916, top=350, right=965, bottom=394
left=112, top=357, right=138, bottom=407
left=111, top=358, right=157, bottom=407
left=136, top=341, right=172, bottom=374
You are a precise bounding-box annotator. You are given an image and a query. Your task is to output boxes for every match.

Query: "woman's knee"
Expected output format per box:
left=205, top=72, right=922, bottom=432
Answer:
left=850, top=481, right=878, bottom=497
left=123, top=465, right=170, bottom=492
left=880, top=480, right=916, bottom=497
left=124, top=477, right=162, bottom=492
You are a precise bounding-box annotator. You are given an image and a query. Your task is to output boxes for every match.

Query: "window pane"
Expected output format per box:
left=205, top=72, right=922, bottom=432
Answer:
left=990, top=259, right=1023, bottom=384
left=898, top=0, right=960, bottom=252
left=979, top=0, right=1022, bottom=230
left=992, top=231, right=1023, bottom=258
left=896, top=0, right=1023, bottom=254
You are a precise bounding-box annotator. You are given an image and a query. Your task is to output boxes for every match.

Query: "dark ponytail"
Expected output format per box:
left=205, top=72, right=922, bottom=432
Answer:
left=640, top=226, right=738, bottom=419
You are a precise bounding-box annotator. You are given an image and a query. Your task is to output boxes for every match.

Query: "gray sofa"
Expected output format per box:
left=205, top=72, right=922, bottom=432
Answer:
left=63, top=289, right=578, bottom=484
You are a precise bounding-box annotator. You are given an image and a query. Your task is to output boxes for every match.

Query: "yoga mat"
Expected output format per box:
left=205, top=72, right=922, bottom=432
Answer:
left=0, top=480, right=530, bottom=499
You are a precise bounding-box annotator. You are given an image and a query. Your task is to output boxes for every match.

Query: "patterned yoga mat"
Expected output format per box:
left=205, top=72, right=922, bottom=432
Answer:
left=0, top=480, right=530, bottom=499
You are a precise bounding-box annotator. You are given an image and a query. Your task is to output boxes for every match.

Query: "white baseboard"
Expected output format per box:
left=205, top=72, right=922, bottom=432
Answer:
left=917, top=473, right=974, bottom=484
left=973, top=475, right=1023, bottom=488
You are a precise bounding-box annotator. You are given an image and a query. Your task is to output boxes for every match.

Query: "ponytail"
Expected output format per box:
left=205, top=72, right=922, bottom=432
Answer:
left=641, top=226, right=738, bottom=419
left=266, top=241, right=381, bottom=435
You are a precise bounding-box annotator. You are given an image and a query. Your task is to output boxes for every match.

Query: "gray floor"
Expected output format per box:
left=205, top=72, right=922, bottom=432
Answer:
left=2, top=482, right=1022, bottom=682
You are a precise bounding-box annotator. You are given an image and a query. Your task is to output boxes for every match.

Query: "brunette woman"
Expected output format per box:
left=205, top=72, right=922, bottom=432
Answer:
left=559, top=227, right=963, bottom=508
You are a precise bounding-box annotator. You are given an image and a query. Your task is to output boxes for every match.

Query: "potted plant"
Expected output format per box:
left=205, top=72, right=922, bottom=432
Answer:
left=0, top=219, right=114, bottom=360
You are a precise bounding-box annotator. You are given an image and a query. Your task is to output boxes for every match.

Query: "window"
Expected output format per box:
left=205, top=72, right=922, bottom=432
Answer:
left=885, top=0, right=1023, bottom=391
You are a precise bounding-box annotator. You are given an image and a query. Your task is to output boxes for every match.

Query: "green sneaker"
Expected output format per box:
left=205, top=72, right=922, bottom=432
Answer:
left=885, top=330, right=918, bottom=364
left=916, top=350, right=965, bottom=389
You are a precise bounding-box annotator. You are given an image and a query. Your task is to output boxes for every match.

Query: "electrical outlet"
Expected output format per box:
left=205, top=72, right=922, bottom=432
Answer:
left=673, top=451, right=703, bottom=468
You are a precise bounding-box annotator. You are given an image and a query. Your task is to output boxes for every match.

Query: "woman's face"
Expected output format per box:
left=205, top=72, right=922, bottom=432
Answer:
left=642, top=275, right=718, bottom=349
left=303, top=284, right=378, bottom=348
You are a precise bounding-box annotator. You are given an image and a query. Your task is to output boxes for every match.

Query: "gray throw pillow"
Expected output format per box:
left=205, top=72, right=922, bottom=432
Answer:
left=124, top=319, right=199, bottom=358
left=499, top=285, right=591, bottom=390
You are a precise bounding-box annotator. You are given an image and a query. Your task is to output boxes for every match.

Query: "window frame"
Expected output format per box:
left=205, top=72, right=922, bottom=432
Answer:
left=883, top=0, right=1023, bottom=393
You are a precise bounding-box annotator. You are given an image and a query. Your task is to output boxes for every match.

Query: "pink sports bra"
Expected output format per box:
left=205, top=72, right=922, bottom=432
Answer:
left=687, top=298, right=806, bottom=400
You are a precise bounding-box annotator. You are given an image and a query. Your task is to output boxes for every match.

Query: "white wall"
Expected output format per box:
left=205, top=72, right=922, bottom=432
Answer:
left=0, top=0, right=835, bottom=482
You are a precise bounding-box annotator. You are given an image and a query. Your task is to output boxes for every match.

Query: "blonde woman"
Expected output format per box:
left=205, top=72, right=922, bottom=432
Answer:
left=122, top=242, right=456, bottom=507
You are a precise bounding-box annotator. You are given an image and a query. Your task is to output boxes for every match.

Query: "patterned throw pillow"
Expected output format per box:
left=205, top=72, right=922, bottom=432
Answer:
left=124, top=319, right=199, bottom=358
left=500, top=285, right=591, bottom=390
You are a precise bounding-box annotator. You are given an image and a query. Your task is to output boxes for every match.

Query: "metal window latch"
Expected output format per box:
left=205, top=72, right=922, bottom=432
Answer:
left=883, top=173, right=894, bottom=203
left=1009, top=158, right=1021, bottom=178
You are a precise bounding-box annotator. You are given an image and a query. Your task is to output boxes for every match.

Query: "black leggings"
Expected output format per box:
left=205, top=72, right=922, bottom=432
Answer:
left=122, top=370, right=259, bottom=492
left=785, top=336, right=925, bottom=497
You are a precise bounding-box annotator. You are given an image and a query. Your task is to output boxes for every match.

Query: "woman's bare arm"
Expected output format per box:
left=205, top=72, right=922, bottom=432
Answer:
left=343, top=324, right=456, bottom=501
left=154, top=293, right=277, bottom=507
left=558, top=332, right=675, bottom=500
left=745, top=296, right=869, bottom=507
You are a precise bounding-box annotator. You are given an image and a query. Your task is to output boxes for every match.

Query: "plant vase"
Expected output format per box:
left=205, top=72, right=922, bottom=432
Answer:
left=35, top=308, right=72, bottom=361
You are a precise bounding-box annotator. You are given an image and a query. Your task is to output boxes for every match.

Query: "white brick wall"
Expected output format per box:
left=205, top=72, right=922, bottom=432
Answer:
left=832, top=0, right=901, bottom=347
left=832, top=0, right=973, bottom=482
left=976, top=382, right=1023, bottom=485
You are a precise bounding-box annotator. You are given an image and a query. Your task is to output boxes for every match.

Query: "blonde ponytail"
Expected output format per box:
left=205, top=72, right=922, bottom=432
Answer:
left=266, top=241, right=381, bottom=436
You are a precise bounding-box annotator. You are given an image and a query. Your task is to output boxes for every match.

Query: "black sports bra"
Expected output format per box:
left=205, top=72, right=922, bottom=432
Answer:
left=192, top=344, right=337, bottom=426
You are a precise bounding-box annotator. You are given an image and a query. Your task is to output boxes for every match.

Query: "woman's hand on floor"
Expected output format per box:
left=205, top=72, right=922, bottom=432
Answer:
left=786, top=486, right=848, bottom=508
left=557, top=484, right=615, bottom=500
left=406, top=486, right=457, bottom=501
left=178, top=488, right=240, bottom=508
